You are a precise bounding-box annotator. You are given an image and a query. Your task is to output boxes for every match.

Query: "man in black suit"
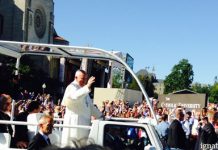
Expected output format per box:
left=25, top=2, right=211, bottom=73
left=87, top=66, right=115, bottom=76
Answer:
left=28, top=115, right=53, bottom=150
left=200, top=116, right=218, bottom=144
left=167, top=109, right=186, bottom=150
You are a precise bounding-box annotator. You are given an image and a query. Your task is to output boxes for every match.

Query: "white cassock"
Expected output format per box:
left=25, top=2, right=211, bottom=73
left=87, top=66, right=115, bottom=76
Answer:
left=61, top=81, right=102, bottom=146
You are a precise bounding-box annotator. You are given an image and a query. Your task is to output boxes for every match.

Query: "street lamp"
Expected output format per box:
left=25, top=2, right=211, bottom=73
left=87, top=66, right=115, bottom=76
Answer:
left=42, top=83, right=46, bottom=94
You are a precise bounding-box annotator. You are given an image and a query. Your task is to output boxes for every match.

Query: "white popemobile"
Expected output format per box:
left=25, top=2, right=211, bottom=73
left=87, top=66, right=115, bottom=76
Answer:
left=0, top=40, right=163, bottom=150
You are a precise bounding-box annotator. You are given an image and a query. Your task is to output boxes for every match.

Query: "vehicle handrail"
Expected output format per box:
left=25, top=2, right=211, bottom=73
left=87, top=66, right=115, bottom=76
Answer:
left=0, top=120, right=91, bottom=130
left=53, top=118, right=64, bottom=121
left=108, top=117, right=139, bottom=122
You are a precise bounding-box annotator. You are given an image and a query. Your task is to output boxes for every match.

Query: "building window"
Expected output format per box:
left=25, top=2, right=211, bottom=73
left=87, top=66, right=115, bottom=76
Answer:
left=0, top=15, right=3, bottom=36
left=34, top=8, right=46, bottom=38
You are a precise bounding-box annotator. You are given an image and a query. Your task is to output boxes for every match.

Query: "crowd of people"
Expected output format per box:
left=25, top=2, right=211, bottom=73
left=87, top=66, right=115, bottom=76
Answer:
left=101, top=98, right=218, bottom=149
left=0, top=92, right=63, bottom=149
left=0, top=69, right=105, bottom=150
left=1, top=90, right=218, bottom=149
left=0, top=69, right=218, bottom=149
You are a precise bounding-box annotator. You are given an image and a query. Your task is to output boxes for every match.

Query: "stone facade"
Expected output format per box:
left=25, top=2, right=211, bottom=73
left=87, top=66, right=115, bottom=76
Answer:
left=0, top=0, right=109, bottom=93
left=0, top=0, right=56, bottom=87
left=153, top=79, right=165, bottom=95
left=0, top=0, right=54, bottom=43
left=0, top=0, right=17, bottom=40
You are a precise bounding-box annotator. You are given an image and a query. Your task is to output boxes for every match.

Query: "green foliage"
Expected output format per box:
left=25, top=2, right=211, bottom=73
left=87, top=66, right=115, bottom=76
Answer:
left=191, top=83, right=211, bottom=95
left=19, top=64, right=31, bottom=74
left=129, top=74, right=155, bottom=97
left=209, top=83, right=218, bottom=103
left=112, top=69, right=122, bottom=88
left=164, top=59, right=194, bottom=94
left=0, top=55, right=31, bottom=75
left=128, top=74, right=142, bottom=91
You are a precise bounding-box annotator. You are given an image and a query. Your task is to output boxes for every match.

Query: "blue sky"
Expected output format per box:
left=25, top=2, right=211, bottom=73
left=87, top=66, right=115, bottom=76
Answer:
left=54, top=0, right=218, bottom=85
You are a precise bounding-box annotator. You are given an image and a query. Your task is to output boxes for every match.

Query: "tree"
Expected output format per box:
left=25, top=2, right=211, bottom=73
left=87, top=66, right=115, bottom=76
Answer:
left=164, top=59, right=194, bottom=94
left=191, top=83, right=211, bottom=95
left=112, top=69, right=122, bottom=88
left=129, top=74, right=155, bottom=97
left=209, top=83, right=218, bottom=103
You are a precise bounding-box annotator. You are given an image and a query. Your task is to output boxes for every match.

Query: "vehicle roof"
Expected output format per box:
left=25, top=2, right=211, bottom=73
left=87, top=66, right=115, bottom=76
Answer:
left=0, top=40, right=158, bottom=125
left=0, top=40, right=116, bottom=61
